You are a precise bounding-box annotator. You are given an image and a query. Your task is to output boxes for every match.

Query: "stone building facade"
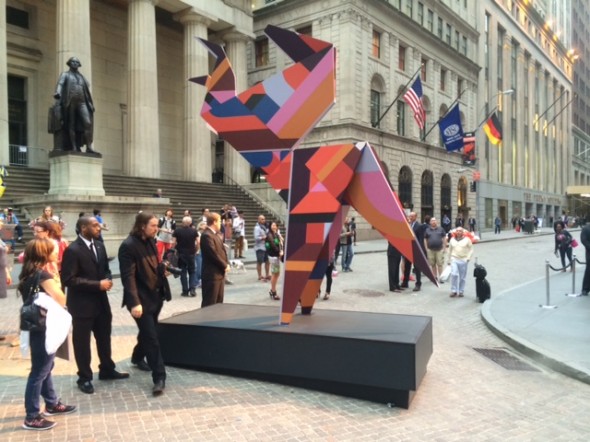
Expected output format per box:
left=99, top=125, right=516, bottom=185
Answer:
left=1, top=0, right=253, bottom=183
left=251, top=0, right=480, bottom=227
left=252, top=0, right=572, bottom=230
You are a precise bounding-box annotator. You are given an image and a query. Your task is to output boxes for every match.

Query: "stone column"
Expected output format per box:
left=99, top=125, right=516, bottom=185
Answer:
left=126, top=0, right=160, bottom=178
left=0, top=0, right=8, bottom=165
left=176, top=11, right=211, bottom=182
left=223, top=31, right=252, bottom=184
left=56, top=0, right=92, bottom=83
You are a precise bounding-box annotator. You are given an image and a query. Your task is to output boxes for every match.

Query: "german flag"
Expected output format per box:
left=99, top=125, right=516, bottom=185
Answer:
left=483, top=112, right=502, bottom=145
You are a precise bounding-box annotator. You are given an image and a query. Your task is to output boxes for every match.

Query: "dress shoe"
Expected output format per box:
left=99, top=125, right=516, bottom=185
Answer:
left=132, top=360, right=151, bottom=372
left=98, top=370, right=130, bottom=381
left=400, top=283, right=409, bottom=289
left=181, top=292, right=189, bottom=297
left=412, top=285, right=421, bottom=292
left=152, top=379, right=165, bottom=396
left=77, top=381, right=94, bottom=394
left=189, top=289, right=197, bottom=297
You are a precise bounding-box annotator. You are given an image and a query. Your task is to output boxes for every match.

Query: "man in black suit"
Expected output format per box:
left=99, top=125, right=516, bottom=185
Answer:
left=61, top=217, right=129, bottom=395
left=200, top=212, right=230, bottom=307
left=119, top=212, right=171, bottom=396
left=402, top=212, right=424, bottom=292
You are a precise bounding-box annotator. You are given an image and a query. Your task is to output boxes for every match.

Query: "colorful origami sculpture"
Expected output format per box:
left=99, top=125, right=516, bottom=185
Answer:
left=193, top=25, right=436, bottom=324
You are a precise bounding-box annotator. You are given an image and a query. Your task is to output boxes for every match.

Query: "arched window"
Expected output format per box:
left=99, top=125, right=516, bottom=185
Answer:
left=421, top=170, right=433, bottom=207
left=457, top=176, right=468, bottom=210
left=441, top=174, right=452, bottom=208
left=398, top=166, right=413, bottom=209
left=421, top=170, right=434, bottom=220
left=371, top=75, right=386, bottom=127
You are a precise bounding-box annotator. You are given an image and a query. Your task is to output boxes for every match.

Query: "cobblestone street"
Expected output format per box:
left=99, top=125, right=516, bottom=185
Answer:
left=1, top=234, right=588, bottom=441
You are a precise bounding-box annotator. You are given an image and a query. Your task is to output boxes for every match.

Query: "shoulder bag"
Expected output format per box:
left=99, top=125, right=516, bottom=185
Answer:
left=20, top=271, right=47, bottom=332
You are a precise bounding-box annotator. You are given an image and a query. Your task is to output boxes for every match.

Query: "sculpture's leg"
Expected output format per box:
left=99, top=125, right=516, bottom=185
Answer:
left=344, top=142, right=437, bottom=285
left=279, top=145, right=361, bottom=325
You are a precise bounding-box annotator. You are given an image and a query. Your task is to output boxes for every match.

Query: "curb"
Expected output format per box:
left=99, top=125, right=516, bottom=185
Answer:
left=480, top=294, right=590, bottom=386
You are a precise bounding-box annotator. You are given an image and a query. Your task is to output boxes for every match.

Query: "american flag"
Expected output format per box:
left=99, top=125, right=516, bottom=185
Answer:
left=403, top=76, right=426, bottom=129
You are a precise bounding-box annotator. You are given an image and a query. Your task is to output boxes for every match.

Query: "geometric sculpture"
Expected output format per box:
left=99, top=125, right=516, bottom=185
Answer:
left=193, top=25, right=437, bottom=324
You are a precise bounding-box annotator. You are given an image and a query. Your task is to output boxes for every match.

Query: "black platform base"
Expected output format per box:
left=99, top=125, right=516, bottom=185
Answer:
left=159, top=304, right=432, bottom=408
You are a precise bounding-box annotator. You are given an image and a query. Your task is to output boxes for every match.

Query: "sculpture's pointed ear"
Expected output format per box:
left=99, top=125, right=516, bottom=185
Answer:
left=189, top=75, right=209, bottom=86
left=265, top=24, right=333, bottom=63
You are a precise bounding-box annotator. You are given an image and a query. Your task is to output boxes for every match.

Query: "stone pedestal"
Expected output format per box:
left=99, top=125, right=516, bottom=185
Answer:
left=48, top=151, right=105, bottom=196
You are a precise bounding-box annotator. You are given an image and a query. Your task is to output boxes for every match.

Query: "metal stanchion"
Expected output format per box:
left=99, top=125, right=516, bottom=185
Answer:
left=565, top=253, right=580, bottom=297
left=540, top=259, right=558, bottom=309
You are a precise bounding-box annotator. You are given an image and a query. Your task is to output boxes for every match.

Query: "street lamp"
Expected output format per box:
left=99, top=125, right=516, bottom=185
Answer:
left=475, top=88, right=514, bottom=239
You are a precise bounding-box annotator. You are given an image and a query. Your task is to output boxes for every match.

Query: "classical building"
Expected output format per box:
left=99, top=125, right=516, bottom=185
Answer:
left=251, top=0, right=481, bottom=228
left=251, top=0, right=573, bottom=230
left=471, top=0, right=573, bottom=227
left=569, top=0, right=590, bottom=216
left=1, top=0, right=253, bottom=184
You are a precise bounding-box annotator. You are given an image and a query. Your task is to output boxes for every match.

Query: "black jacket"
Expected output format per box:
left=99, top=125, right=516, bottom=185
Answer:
left=118, top=235, right=171, bottom=313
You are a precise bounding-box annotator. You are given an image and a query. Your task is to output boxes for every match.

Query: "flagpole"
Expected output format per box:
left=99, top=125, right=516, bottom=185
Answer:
left=532, top=89, right=567, bottom=127
left=543, top=94, right=575, bottom=127
left=475, top=106, right=498, bottom=131
left=421, top=88, right=467, bottom=141
left=372, top=65, right=422, bottom=128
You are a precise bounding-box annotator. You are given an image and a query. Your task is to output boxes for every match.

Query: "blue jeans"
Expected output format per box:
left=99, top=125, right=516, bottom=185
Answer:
left=179, top=253, right=197, bottom=292
left=343, top=244, right=354, bottom=270
left=25, top=330, right=58, bottom=420
left=195, top=253, right=202, bottom=284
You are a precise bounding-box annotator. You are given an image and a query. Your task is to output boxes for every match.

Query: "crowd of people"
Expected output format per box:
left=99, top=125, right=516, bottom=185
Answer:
left=388, top=212, right=475, bottom=298
left=1, top=203, right=243, bottom=431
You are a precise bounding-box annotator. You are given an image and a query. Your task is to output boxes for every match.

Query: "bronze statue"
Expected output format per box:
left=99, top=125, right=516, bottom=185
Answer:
left=49, top=57, right=97, bottom=154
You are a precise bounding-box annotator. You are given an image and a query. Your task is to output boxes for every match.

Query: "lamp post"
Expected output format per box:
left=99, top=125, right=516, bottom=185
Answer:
left=475, top=89, right=514, bottom=239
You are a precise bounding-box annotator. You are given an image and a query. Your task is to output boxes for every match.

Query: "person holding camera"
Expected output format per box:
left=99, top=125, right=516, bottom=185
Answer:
left=118, top=213, right=171, bottom=396
left=172, top=216, right=198, bottom=297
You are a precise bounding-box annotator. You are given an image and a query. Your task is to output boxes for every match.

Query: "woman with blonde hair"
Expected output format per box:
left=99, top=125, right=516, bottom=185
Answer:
left=19, top=238, right=76, bottom=430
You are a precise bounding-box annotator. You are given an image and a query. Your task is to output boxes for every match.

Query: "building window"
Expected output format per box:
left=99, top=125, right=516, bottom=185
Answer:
left=455, top=30, right=460, bottom=51
left=398, top=45, right=406, bottom=71
left=371, top=89, right=382, bottom=127
left=397, top=101, right=406, bottom=136
left=427, top=9, right=434, bottom=32
left=438, top=17, right=443, bottom=39
left=372, top=30, right=381, bottom=58
left=406, top=0, right=413, bottom=18
left=255, top=37, right=269, bottom=67
left=462, top=36, right=468, bottom=55
left=6, top=5, right=29, bottom=29
left=296, top=25, right=312, bottom=36
left=457, top=78, right=463, bottom=95
left=417, top=2, right=424, bottom=25
left=421, top=58, right=428, bottom=83
left=446, top=24, right=452, bottom=45
left=441, top=174, right=452, bottom=209
left=440, top=68, right=447, bottom=91
left=421, top=171, right=434, bottom=208
left=8, top=75, right=27, bottom=146
left=399, top=166, right=413, bottom=208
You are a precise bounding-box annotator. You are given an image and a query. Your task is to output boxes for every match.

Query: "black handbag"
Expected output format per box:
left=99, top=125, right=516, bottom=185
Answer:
left=20, top=271, right=47, bottom=332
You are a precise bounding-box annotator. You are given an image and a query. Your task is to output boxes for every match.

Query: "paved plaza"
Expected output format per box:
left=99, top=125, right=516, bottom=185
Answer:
left=1, top=229, right=589, bottom=441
